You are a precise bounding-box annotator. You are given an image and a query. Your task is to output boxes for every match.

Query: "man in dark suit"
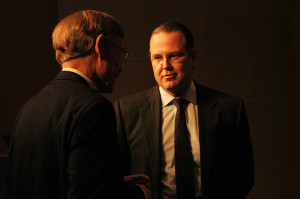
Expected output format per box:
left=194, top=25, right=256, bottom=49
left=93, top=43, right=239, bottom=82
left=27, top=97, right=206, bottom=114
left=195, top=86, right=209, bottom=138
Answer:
left=7, top=10, right=150, bottom=199
left=114, top=22, right=254, bottom=199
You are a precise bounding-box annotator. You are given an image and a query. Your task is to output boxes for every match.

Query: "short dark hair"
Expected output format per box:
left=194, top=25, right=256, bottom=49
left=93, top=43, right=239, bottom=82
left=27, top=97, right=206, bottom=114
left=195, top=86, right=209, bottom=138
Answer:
left=151, top=22, right=194, bottom=50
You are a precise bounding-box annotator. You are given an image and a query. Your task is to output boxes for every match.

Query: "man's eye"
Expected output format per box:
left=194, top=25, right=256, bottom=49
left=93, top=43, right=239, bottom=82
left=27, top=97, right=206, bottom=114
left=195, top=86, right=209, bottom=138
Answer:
left=169, top=53, right=180, bottom=60
left=153, top=56, right=162, bottom=60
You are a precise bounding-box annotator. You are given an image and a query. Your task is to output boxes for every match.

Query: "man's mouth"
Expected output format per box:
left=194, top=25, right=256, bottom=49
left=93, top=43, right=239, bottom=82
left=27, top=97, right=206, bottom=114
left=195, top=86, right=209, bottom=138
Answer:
left=163, top=73, right=176, bottom=79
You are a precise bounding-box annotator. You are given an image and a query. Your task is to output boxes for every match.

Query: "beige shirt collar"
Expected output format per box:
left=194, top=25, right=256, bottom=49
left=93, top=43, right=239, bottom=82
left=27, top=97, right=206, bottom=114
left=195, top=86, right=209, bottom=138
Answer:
left=159, top=81, right=197, bottom=107
left=62, top=68, right=97, bottom=91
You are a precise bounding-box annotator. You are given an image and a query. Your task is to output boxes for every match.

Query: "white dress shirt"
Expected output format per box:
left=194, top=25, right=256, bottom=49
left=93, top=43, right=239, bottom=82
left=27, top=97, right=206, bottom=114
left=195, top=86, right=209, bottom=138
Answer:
left=159, top=81, right=202, bottom=199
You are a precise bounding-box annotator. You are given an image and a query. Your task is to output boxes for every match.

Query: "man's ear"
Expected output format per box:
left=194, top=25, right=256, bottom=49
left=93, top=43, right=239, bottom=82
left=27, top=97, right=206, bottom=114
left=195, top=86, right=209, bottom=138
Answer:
left=95, top=34, right=105, bottom=58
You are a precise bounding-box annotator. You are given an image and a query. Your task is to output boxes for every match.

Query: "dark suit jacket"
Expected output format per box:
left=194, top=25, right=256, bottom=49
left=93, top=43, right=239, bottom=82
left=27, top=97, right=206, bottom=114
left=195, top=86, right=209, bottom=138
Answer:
left=114, top=81, right=254, bottom=199
left=7, top=71, right=144, bottom=199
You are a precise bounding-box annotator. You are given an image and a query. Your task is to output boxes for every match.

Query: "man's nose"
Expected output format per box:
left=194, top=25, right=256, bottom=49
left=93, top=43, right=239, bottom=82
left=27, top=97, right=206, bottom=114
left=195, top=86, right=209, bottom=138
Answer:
left=162, top=57, right=171, bottom=69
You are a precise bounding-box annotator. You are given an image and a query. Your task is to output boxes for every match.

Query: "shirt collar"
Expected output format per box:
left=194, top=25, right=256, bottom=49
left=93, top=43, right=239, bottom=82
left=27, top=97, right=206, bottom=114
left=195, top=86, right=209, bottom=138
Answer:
left=159, top=81, right=197, bottom=107
left=62, top=68, right=98, bottom=91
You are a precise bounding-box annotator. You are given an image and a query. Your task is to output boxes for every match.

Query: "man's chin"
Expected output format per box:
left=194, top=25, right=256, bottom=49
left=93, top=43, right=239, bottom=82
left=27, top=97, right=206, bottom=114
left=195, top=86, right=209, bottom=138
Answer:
left=101, top=86, right=113, bottom=93
left=97, top=82, right=114, bottom=93
left=163, top=81, right=190, bottom=96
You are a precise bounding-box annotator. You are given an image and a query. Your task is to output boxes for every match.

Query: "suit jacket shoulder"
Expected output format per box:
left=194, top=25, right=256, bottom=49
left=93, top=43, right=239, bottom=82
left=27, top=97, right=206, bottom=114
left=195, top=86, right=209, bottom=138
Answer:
left=194, top=82, right=246, bottom=122
left=115, top=86, right=160, bottom=123
left=8, top=71, right=145, bottom=199
left=118, top=86, right=160, bottom=108
left=195, top=82, right=242, bottom=104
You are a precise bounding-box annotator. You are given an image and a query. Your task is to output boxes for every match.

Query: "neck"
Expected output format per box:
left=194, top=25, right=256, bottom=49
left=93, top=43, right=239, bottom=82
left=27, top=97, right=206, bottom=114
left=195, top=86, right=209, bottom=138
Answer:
left=62, top=54, right=96, bottom=79
left=166, top=80, right=192, bottom=97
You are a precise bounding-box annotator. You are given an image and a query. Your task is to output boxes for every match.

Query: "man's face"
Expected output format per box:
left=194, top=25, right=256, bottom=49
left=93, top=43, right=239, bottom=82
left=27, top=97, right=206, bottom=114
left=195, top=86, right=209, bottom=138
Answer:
left=149, top=31, right=196, bottom=96
left=94, top=36, right=127, bottom=93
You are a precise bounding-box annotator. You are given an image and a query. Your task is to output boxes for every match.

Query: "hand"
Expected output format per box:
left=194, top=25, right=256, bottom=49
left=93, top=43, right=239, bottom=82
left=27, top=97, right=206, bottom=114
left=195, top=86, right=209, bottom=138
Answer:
left=123, top=174, right=150, bottom=188
left=123, top=174, right=151, bottom=199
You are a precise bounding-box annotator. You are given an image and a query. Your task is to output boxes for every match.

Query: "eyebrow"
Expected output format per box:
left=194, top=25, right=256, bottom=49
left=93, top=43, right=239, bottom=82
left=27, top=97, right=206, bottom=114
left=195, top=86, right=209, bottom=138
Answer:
left=150, top=51, right=183, bottom=56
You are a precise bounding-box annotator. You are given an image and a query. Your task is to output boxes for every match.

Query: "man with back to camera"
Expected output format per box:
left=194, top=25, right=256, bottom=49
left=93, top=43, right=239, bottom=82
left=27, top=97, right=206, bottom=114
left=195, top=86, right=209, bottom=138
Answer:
left=114, top=22, right=254, bottom=199
left=7, top=10, right=151, bottom=199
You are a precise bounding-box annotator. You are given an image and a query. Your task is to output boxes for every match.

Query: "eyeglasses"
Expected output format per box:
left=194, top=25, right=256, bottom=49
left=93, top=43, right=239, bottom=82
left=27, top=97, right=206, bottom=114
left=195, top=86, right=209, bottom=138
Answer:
left=150, top=52, right=186, bottom=65
left=104, top=39, right=129, bottom=65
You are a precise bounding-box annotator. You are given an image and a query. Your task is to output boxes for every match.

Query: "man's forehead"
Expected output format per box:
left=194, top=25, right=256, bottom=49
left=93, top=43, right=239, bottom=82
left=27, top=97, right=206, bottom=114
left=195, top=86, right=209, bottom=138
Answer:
left=149, top=31, right=186, bottom=54
left=150, top=31, right=185, bottom=42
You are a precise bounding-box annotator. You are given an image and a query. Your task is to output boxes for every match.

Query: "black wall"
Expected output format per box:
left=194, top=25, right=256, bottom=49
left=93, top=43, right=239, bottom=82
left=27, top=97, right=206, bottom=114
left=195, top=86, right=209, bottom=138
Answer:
left=0, top=0, right=299, bottom=198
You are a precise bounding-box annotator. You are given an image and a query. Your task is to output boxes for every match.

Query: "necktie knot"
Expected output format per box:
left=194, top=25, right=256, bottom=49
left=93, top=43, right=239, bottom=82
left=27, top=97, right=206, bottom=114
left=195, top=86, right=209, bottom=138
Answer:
left=172, top=98, right=187, bottom=109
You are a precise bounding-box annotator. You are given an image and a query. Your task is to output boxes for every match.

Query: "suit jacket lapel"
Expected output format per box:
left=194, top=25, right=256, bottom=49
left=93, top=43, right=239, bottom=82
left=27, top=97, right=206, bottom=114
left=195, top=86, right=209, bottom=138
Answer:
left=139, top=86, right=162, bottom=195
left=139, top=83, right=220, bottom=196
left=195, top=82, right=219, bottom=193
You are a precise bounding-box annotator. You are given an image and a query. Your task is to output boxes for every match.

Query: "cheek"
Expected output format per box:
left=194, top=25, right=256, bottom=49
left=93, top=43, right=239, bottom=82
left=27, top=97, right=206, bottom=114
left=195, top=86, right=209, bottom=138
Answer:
left=106, top=66, right=115, bottom=78
left=152, top=64, right=160, bottom=77
left=96, top=64, right=106, bottom=78
left=110, top=64, right=117, bottom=73
left=177, top=62, right=193, bottom=76
left=154, top=66, right=164, bottom=83
left=96, top=62, right=111, bottom=80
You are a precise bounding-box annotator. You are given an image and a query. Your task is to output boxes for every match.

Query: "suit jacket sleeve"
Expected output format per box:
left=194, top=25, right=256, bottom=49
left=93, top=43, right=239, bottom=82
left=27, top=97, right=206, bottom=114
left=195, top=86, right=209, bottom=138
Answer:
left=67, top=99, right=144, bottom=199
left=229, top=100, right=254, bottom=198
left=114, top=98, right=132, bottom=176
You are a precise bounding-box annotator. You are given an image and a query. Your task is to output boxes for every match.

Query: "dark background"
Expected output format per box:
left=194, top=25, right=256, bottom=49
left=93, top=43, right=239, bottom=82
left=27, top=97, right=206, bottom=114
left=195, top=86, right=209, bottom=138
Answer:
left=0, top=0, right=299, bottom=198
